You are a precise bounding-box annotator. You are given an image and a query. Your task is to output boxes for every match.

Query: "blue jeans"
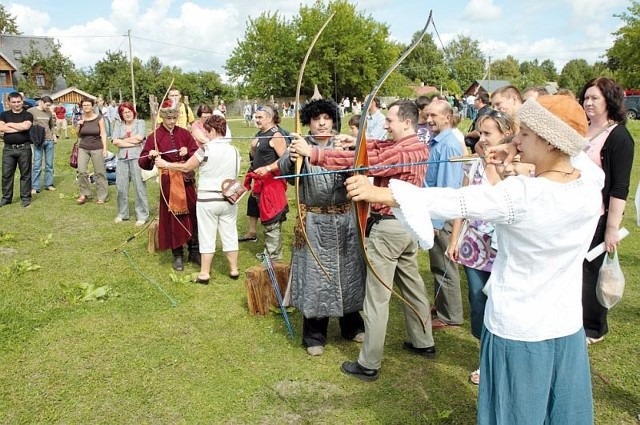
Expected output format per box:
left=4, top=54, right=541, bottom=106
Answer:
left=32, top=139, right=55, bottom=190
left=464, top=266, right=490, bottom=340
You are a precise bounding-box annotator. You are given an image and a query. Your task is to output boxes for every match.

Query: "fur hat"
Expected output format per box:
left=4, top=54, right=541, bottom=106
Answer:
left=300, top=98, right=341, bottom=131
left=516, top=95, right=588, bottom=156
left=159, top=99, right=179, bottom=118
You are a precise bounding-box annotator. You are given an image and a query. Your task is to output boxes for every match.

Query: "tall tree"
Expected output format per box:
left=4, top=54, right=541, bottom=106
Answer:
left=444, top=35, right=485, bottom=92
left=399, top=32, right=448, bottom=87
left=0, top=5, right=21, bottom=35
left=225, top=0, right=408, bottom=100
left=607, top=0, right=640, bottom=87
left=224, top=11, right=299, bottom=99
left=490, top=55, right=520, bottom=81
left=559, top=59, right=595, bottom=94
left=539, top=59, right=558, bottom=82
left=518, top=59, right=548, bottom=90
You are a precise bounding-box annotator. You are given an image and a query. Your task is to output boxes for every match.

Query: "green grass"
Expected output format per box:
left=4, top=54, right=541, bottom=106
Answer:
left=0, top=117, right=638, bottom=424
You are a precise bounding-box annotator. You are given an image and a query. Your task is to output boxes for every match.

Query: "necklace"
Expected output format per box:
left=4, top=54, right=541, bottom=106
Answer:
left=535, top=167, right=575, bottom=178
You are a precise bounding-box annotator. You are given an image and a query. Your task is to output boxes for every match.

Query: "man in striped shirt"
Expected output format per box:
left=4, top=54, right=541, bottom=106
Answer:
left=290, top=99, right=436, bottom=381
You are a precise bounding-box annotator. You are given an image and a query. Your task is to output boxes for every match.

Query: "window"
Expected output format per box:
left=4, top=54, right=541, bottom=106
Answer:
left=0, top=72, right=7, bottom=85
left=13, top=50, right=22, bottom=60
left=35, top=74, right=45, bottom=87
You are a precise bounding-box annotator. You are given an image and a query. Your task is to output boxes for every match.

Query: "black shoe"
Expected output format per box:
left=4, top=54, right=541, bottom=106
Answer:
left=172, top=256, right=184, bottom=271
left=0, top=201, right=10, bottom=207
left=403, top=342, right=436, bottom=358
left=188, top=252, right=201, bottom=266
left=340, top=361, right=379, bottom=382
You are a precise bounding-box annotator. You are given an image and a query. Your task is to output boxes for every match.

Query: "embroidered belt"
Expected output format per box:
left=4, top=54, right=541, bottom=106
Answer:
left=300, top=202, right=351, bottom=215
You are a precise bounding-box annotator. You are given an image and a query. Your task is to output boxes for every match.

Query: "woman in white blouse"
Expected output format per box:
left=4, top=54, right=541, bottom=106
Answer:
left=345, top=96, right=604, bottom=425
left=155, top=115, right=240, bottom=283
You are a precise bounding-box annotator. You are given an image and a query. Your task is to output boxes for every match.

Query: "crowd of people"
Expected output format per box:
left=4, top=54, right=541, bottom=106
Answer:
left=0, top=77, right=635, bottom=423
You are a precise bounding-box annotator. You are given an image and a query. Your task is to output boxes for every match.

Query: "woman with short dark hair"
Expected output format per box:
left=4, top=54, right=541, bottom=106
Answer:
left=76, top=97, right=108, bottom=204
left=579, top=77, right=635, bottom=345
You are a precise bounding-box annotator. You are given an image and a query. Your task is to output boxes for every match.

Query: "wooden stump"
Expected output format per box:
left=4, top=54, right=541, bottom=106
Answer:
left=244, top=262, right=290, bottom=316
left=147, top=220, right=159, bottom=254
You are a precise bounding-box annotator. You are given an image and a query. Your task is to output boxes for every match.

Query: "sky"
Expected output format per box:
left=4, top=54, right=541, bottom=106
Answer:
left=6, top=0, right=631, bottom=80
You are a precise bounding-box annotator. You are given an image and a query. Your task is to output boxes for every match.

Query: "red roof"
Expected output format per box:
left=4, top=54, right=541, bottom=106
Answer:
left=410, top=85, right=439, bottom=96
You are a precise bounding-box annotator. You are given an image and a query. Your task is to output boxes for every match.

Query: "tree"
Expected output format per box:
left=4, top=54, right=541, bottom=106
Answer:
left=607, top=0, right=640, bottom=87
left=490, top=55, right=520, bottom=81
left=558, top=59, right=595, bottom=94
left=17, top=39, right=74, bottom=95
left=225, top=11, right=299, bottom=99
left=539, top=59, right=558, bottom=82
left=517, top=59, right=549, bottom=91
left=0, top=5, right=21, bottom=35
left=399, top=32, right=448, bottom=87
left=444, top=35, right=485, bottom=92
left=225, top=0, right=407, bottom=100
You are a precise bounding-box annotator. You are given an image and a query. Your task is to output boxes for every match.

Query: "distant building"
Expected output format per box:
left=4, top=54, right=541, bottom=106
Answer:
left=409, top=83, right=439, bottom=98
left=0, top=34, right=68, bottom=110
left=463, top=80, right=512, bottom=97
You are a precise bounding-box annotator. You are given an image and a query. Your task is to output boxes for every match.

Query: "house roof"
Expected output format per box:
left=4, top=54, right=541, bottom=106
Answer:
left=50, top=87, right=96, bottom=101
left=0, top=34, right=67, bottom=93
left=410, top=85, right=439, bottom=96
left=474, top=80, right=512, bottom=93
left=0, top=51, right=19, bottom=70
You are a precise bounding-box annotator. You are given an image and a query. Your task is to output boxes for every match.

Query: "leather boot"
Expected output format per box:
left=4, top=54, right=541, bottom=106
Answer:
left=188, top=240, right=201, bottom=265
left=172, top=248, right=184, bottom=271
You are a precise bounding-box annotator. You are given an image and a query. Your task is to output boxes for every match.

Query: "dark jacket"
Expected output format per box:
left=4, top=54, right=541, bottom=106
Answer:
left=600, top=124, right=634, bottom=213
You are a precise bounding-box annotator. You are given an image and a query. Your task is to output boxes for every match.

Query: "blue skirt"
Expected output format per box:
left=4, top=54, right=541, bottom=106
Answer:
left=478, top=327, right=593, bottom=425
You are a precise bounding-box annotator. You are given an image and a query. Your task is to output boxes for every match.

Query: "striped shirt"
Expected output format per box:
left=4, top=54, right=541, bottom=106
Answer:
left=310, top=134, right=428, bottom=216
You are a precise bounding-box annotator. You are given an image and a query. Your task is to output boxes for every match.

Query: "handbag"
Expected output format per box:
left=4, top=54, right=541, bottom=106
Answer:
left=596, top=249, right=625, bottom=309
left=221, top=148, right=246, bottom=204
left=69, top=140, right=79, bottom=168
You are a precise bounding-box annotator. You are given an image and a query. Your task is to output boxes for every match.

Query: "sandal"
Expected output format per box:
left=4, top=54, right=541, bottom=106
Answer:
left=77, top=195, right=87, bottom=205
left=469, top=369, right=480, bottom=385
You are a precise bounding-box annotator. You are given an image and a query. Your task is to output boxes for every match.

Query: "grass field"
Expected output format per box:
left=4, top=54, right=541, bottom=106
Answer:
left=0, top=116, right=638, bottom=424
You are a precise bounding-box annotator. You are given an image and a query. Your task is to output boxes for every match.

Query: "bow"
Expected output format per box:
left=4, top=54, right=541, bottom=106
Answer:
left=153, top=79, right=193, bottom=237
left=352, top=11, right=434, bottom=332
left=293, top=12, right=335, bottom=280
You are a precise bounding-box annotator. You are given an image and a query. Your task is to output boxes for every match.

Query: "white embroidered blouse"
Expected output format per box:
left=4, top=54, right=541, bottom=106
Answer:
left=390, top=152, right=604, bottom=341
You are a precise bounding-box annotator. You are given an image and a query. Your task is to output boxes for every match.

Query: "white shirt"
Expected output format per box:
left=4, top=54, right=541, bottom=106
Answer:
left=195, top=142, right=240, bottom=192
left=390, top=152, right=604, bottom=341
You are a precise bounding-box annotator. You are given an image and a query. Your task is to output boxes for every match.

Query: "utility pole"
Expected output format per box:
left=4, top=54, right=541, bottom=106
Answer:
left=487, top=55, right=492, bottom=81
left=127, top=29, right=137, bottom=111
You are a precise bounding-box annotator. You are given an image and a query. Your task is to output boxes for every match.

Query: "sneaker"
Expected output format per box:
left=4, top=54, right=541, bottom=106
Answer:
left=469, top=368, right=480, bottom=385
left=340, top=361, right=379, bottom=382
left=114, top=217, right=124, bottom=223
left=352, top=332, right=365, bottom=343
left=46, top=186, right=56, bottom=191
left=306, top=346, right=324, bottom=356
left=135, top=220, right=146, bottom=227
left=403, top=342, right=436, bottom=358
left=31, top=189, right=40, bottom=195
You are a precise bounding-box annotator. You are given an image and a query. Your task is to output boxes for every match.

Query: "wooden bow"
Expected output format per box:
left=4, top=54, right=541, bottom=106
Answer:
left=352, top=11, right=434, bottom=333
left=293, top=12, right=335, bottom=280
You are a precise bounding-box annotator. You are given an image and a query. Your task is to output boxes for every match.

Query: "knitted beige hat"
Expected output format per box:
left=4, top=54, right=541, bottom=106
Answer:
left=517, top=95, right=588, bottom=156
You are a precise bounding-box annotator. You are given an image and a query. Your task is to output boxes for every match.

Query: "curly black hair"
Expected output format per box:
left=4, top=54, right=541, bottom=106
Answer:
left=300, top=99, right=341, bottom=131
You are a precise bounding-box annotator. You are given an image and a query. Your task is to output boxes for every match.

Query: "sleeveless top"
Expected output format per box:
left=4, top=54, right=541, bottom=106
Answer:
left=252, top=126, right=280, bottom=169
left=79, top=115, right=103, bottom=150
